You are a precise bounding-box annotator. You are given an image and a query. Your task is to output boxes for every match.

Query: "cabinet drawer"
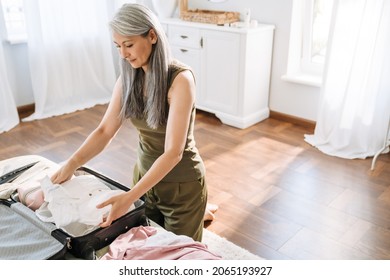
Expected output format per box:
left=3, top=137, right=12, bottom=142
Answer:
left=168, top=26, right=201, bottom=49
left=171, top=46, right=201, bottom=72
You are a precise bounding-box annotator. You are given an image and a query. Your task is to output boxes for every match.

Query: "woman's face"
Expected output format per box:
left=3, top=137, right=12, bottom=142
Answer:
left=113, top=30, right=157, bottom=72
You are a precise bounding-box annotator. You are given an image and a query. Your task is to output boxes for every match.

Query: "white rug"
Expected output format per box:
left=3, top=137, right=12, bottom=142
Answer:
left=202, top=229, right=263, bottom=260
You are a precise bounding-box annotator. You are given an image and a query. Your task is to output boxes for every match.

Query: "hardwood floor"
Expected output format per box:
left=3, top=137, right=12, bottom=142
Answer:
left=1, top=104, right=389, bottom=260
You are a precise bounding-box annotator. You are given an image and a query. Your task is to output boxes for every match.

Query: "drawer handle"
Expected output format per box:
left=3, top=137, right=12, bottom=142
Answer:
left=180, top=35, right=188, bottom=39
left=180, top=49, right=188, bottom=53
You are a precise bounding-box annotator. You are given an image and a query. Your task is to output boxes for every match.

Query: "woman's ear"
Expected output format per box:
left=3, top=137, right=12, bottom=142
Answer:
left=149, top=29, right=158, bottom=44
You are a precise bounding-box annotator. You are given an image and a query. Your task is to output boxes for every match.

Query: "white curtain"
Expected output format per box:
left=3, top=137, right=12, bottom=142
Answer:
left=305, top=0, right=390, bottom=159
left=23, top=0, right=116, bottom=121
left=0, top=40, right=19, bottom=133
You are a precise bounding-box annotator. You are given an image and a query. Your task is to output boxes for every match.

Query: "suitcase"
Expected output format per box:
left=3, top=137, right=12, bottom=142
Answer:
left=0, top=155, right=149, bottom=260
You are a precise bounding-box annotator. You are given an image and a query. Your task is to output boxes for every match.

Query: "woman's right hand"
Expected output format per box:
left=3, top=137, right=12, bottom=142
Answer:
left=50, top=161, right=77, bottom=184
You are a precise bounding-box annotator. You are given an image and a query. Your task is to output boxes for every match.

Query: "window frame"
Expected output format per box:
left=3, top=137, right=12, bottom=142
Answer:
left=0, top=0, right=27, bottom=44
left=301, top=0, right=323, bottom=76
left=282, top=0, right=333, bottom=87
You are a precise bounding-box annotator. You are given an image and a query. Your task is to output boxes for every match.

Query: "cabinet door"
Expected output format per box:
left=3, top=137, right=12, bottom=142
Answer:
left=200, top=30, right=240, bottom=115
left=171, top=46, right=202, bottom=104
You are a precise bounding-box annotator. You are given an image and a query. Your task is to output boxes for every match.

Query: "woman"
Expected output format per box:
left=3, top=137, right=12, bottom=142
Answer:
left=51, top=4, right=207, bottom=241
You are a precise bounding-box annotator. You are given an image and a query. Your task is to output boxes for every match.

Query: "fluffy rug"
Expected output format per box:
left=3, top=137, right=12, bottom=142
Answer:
left=202, top=229, right=263, bottom=260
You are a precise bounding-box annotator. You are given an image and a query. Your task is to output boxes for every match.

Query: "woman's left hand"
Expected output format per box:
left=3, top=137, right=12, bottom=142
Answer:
left=96, top=192, right=135, bottom=227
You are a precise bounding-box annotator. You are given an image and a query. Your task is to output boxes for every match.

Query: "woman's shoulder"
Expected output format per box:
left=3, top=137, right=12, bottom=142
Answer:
left=168, top=59, right=193, bottom=86
left=169, top=59, right=191, bottom=72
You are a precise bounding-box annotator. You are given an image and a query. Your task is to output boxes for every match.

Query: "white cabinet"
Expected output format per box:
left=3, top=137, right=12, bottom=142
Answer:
left=163, top=19, right=275, bottom=129
left=168, top=25, right=202, bottom=101
left=200, top=30, right=240, bottom=116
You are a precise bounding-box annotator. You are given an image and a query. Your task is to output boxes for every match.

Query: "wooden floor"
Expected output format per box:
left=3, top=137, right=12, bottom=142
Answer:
left=1, top=104, right=389, bottom=260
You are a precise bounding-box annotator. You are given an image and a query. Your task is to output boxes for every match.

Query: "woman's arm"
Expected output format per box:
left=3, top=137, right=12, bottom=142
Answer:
left=98, top=69, right=196, bottom=226
left=51, top=77, right=124, bottom=184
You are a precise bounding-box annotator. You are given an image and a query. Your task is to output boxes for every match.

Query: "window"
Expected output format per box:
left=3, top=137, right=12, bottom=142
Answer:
left=302, top=0, right=333, bottom=74
left=1, top=0, right=27, bottom=43
left=282, top=0, right=334, bottom=87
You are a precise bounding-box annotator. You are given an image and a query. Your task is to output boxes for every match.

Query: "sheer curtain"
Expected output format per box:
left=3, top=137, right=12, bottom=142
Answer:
left=0, top=40, right=19, bottom=133
left=305, top=0, right=390, bottom=159
left=23, top=0, right=116, bottom=121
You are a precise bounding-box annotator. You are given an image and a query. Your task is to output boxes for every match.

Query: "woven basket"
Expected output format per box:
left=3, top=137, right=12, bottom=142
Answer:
left=180, top=9, right=240, bottom=25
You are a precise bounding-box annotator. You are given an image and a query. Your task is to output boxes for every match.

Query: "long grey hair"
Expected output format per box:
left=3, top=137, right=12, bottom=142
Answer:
left=109, top=4, right=172, bottom=129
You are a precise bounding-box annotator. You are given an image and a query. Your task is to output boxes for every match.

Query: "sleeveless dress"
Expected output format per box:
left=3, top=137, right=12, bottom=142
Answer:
left=129, top=61, right=207, bottom=242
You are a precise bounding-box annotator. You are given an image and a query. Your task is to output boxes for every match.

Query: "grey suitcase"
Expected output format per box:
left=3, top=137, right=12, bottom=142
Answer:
left=0, top=161, right=148, bottom=260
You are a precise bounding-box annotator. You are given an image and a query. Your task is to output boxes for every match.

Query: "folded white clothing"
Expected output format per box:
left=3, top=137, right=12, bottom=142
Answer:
left=0, top=183, right=17, bottom=200
left=0, top=155, right=59, bottom=200
left=144, top=228, right=195, bottom=247
left=36, top=175, right=134, bottom=237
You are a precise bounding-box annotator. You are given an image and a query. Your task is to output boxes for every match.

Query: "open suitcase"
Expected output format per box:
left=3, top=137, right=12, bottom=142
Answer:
left=0, top=155, right=149, bottom=260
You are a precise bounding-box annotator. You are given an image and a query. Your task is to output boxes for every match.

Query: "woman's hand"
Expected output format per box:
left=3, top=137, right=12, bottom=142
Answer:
left=96, top=192, right=136, bottom=227
left=50, top=161, right=77, bottom=184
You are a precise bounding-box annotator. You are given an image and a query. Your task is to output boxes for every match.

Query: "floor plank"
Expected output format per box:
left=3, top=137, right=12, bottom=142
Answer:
left=1, top=104, right=389, bottom=260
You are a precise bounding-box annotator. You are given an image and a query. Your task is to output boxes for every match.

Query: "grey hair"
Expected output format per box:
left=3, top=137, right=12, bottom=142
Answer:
left=109, top=4, right=172, bottom=129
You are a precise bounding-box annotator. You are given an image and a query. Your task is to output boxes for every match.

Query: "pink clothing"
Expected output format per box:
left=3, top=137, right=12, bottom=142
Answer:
left=100, top=226, right=222, bottom=260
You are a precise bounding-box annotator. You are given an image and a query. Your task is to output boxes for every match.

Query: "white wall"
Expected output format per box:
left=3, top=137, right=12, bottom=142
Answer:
left=3, top=42, right=33, bottom=106
left=4, top=0, right=321, bottom=121
left=183, top=0, right=321, bottom=122
left=0, top=1, right=34, bottom=106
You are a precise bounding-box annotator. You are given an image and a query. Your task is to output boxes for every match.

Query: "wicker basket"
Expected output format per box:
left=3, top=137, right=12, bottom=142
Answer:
left=180, top=9, right=240, bottom=25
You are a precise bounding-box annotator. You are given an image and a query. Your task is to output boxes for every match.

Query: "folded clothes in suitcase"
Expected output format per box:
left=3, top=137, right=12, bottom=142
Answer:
left=0, top=155, right=149, bottom=260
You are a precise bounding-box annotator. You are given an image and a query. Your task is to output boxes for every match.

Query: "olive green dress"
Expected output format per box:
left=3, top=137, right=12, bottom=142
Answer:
left=130, top=62, right=207, bottom=242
